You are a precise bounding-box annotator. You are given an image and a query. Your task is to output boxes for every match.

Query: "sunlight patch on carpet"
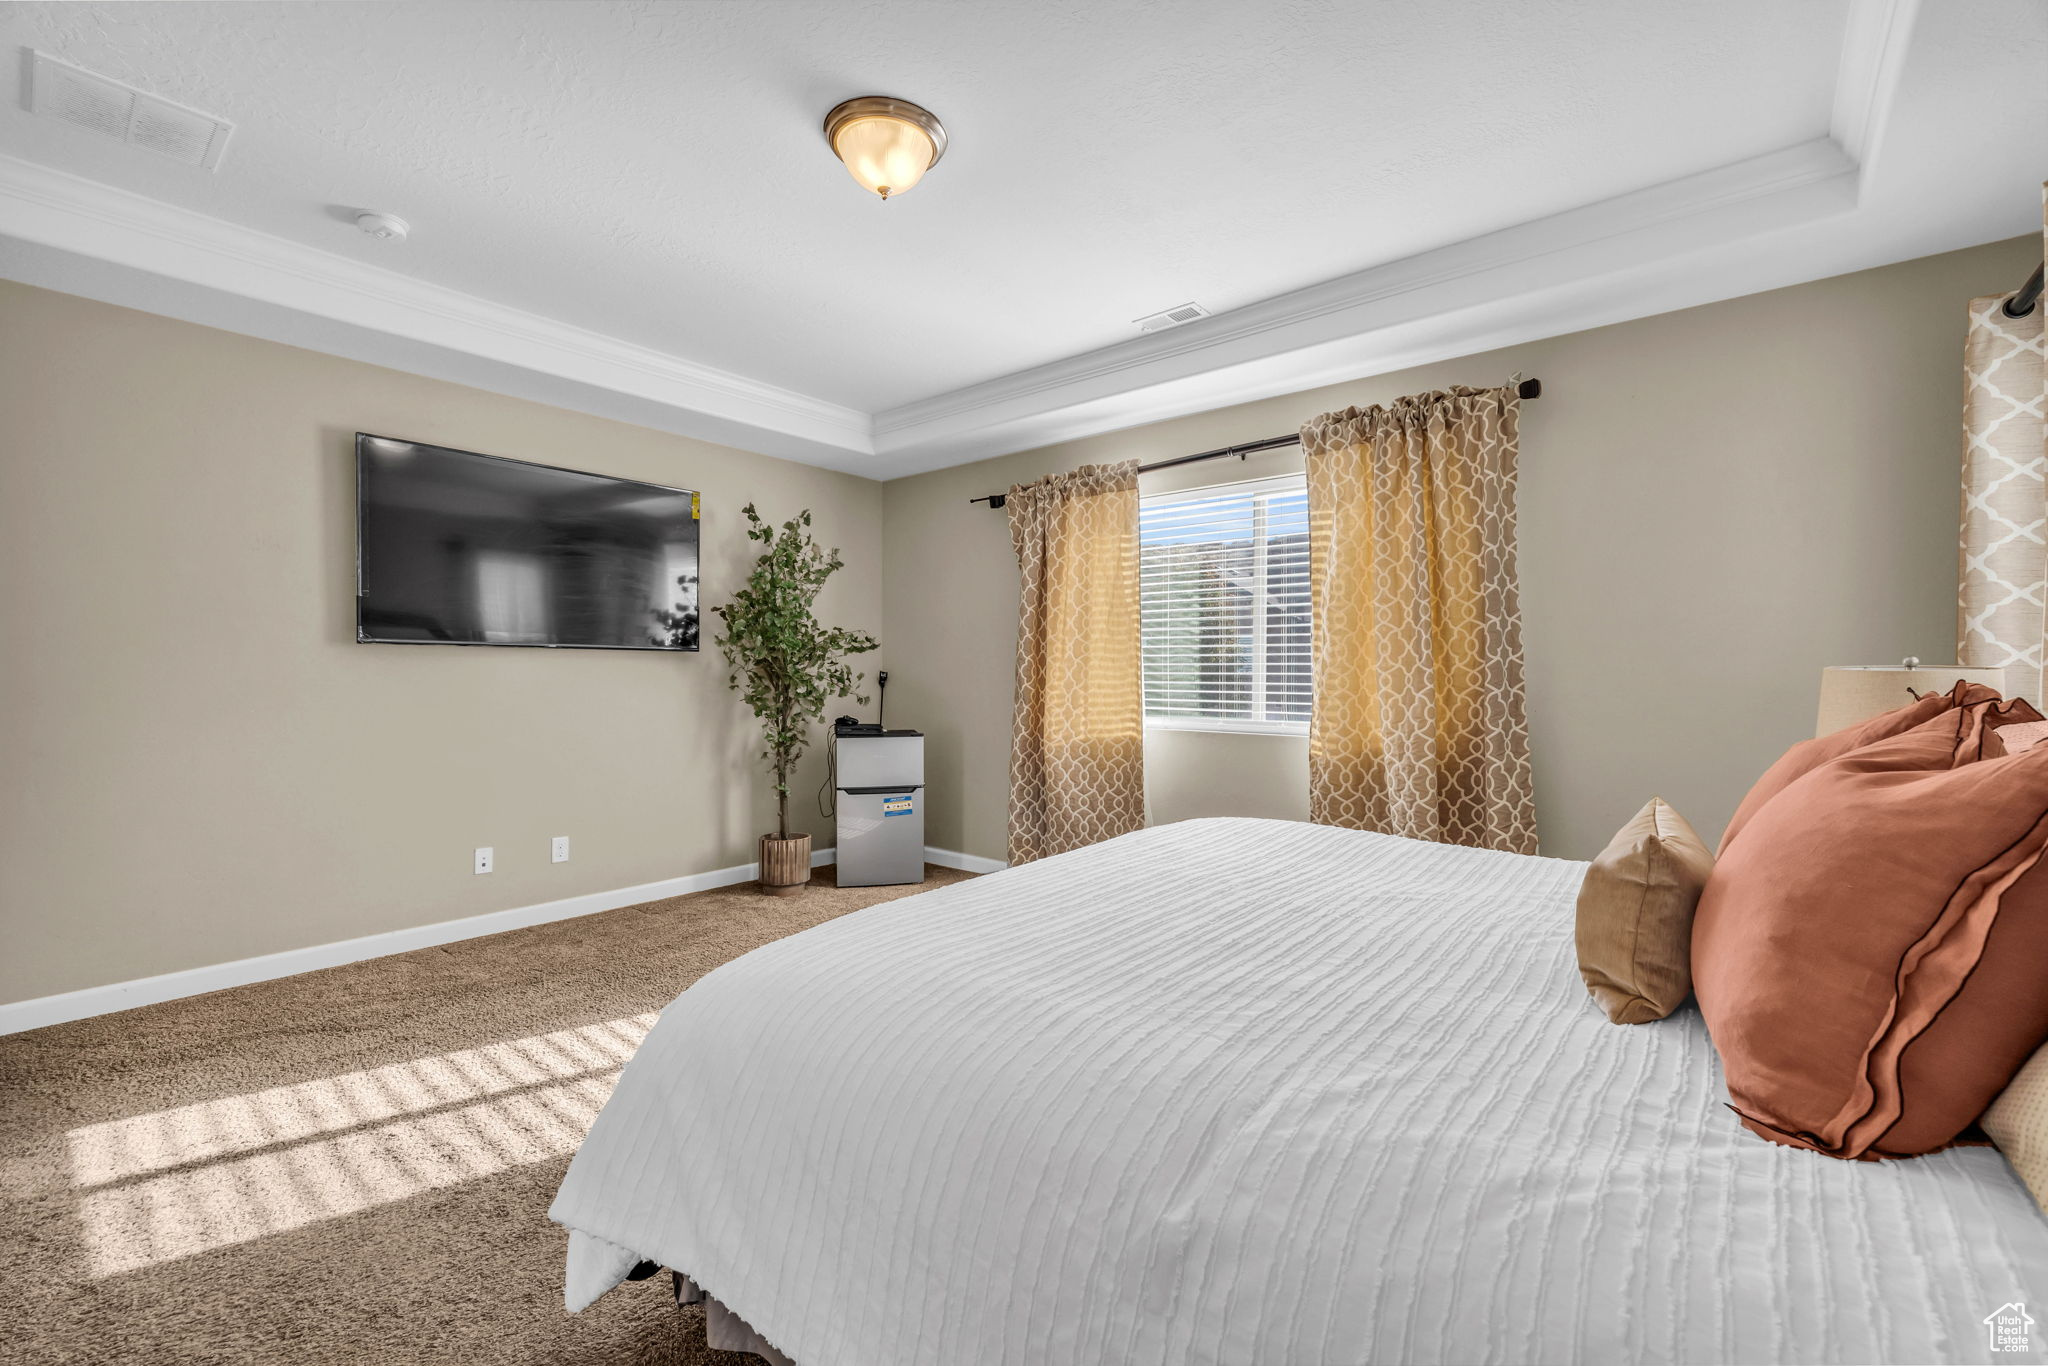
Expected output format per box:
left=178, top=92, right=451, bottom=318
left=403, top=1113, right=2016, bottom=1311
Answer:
left=68, top=1013, right=656, bottom=1277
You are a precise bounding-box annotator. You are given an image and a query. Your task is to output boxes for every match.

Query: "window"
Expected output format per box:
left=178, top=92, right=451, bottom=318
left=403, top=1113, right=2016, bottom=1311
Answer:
left=1140, top=475, right=1311, bottom=733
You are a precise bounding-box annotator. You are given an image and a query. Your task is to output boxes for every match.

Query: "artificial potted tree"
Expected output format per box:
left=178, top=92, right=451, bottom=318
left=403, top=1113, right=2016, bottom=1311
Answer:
left=714, top=504, right=878, bottom=895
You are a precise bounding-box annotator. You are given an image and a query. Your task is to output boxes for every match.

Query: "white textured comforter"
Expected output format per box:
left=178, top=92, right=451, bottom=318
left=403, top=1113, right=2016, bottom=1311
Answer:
left=551, top=818, right=2048, bottom=1365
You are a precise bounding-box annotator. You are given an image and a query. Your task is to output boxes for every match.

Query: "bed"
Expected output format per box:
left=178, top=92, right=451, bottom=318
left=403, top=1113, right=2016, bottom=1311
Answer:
left=550, top=817, right=2048, bottom=1365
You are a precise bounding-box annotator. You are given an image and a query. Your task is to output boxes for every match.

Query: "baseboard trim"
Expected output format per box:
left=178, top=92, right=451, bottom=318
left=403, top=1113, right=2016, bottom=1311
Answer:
left=0, top=846, right=838, bottom=1037
left=924, top=845, right=1009, bottom=875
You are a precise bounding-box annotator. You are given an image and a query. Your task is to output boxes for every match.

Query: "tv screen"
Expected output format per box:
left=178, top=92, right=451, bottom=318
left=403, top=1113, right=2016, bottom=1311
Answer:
left=356, top=434, right=700, bottom=650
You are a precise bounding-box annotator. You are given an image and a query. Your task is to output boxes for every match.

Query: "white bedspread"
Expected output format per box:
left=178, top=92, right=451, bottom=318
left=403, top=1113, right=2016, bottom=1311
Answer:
left=551, top=818, right=2048, bottom=1365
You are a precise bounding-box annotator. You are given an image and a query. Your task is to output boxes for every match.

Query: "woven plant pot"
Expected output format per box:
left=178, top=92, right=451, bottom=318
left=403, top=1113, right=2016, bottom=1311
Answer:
left=759, top=833, right=812, bottom=896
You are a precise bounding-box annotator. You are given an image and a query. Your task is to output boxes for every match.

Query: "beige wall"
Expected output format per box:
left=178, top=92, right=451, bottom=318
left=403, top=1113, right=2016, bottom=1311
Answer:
left=0, top=281, right=882, bottom=1005
left=6, top=233, right=2034, bottom=1003
left=882, top=234, right=2041, bottom=863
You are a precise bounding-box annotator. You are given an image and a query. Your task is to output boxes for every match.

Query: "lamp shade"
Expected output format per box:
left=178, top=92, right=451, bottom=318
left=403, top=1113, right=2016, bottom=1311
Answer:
left=1815, top=661, right=2008, bottom=738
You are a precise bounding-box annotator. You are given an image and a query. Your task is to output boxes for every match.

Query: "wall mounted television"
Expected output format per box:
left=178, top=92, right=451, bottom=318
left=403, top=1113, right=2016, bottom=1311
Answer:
left=356, top=434, right=700, bottom=651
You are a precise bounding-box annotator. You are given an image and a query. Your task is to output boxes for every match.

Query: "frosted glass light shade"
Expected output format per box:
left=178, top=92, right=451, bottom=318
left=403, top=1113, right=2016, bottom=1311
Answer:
left=832, top=117, right=934, bottom=198
left=823, top=97, right=946, bottom=200
left=1815, top=663, right=2008, bottom=737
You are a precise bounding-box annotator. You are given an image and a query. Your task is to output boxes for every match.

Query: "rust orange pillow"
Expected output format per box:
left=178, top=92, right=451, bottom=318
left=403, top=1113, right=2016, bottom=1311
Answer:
left=1693, top=697, right=2048, bottom=1159
left=1717, top=679, right=2002, bottom=855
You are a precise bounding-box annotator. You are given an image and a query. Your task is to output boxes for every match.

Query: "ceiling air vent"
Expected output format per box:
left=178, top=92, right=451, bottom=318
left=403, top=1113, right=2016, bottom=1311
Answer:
left=1135, top=302, right=1210, bottom=333
left=27, top=51, right=234, bottom=170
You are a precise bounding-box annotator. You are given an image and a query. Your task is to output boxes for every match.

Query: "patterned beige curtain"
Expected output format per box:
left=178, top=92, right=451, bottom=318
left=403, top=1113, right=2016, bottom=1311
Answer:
left=1301, top=384, right=1537, bottom=853
left=1006, top=461, right=1146, bottom=865
left=1959, top=185, right=2047, bottom=703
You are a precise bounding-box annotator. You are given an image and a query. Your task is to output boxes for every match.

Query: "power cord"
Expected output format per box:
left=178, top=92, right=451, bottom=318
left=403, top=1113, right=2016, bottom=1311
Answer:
left=818, top=672, right=889, bottom=819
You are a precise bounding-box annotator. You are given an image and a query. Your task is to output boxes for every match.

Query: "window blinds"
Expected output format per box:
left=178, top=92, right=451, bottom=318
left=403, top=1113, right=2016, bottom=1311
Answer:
left=1139, top=476, right=1311, bottom=732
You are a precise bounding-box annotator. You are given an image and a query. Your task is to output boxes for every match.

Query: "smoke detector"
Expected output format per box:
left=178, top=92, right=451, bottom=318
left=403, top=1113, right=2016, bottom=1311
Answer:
left=354, top=212, right=411, bottom=242
left=1135, top=301, right=1210, bottom=333
left=27, top=51, right=234, bottom=170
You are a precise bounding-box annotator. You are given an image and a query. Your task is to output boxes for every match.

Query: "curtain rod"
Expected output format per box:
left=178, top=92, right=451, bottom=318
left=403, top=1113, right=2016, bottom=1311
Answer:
left=969, top=377, right=1542, bottom=508
left=2005, top=262, right=2044, bottom=320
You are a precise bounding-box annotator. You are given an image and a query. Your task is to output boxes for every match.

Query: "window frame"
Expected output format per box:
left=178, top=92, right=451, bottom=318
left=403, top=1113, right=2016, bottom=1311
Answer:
left=1138, top=472, right=1313, bottom=738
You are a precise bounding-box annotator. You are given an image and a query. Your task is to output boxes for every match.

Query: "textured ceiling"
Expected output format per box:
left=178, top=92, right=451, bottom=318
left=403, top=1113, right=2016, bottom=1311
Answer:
left=0, top=0, right=1850, bottom=411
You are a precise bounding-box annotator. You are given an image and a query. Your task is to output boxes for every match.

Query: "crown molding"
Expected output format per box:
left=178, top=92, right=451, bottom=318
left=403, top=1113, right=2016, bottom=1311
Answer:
left=0, top=153, right=877, bottom=465
left=863, top=137, right=1860, bottom=475
left=1833, top=0, right=1920, bottom=177
left=0, top=1, right=1927, bottom=480
left=859, top=0, right=1923, bottom=477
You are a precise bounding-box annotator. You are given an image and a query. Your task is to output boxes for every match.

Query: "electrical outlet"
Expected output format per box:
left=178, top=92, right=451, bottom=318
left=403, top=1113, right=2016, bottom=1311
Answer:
left=474, top=846, right=493, bottom=875
left=551, top=835, right=570, bottom=863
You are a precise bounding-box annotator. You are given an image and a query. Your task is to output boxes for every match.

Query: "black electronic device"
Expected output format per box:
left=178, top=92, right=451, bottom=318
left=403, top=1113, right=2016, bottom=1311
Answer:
left=356, top=433, right=700, bottom=650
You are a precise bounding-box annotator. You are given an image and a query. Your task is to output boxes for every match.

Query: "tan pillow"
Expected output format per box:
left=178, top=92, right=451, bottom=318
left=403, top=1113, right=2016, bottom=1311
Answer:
left=1986, top=1040, right=2048, bottom=1215
left=1576, top=798, right=1713, bottom=1023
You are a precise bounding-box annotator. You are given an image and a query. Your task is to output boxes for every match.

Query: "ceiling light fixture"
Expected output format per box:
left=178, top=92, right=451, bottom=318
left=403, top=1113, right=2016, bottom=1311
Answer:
left=823, top=96, right=946, bottom=201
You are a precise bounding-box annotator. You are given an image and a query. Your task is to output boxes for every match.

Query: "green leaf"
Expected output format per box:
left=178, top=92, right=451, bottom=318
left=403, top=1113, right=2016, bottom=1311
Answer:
left=711, top=504, right=880, bottom=839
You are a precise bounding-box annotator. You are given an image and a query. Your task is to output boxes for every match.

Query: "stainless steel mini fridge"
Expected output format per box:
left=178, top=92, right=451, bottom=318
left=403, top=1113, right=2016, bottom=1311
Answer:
left=835, top=729, right=925, bottom=887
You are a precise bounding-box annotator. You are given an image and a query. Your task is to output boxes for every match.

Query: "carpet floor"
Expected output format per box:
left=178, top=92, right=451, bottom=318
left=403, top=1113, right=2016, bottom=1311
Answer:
left=0, top=863, right=970, bottom=1364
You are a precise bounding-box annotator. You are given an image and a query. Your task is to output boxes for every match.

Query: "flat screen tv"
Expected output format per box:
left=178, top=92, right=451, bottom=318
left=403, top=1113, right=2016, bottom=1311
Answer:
left=356, top=434, right=700, bottom=650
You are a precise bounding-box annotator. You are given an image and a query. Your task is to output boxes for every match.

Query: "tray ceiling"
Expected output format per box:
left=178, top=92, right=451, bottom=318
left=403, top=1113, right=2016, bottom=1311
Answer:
left=0, top=0, right=2042, bottom=476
